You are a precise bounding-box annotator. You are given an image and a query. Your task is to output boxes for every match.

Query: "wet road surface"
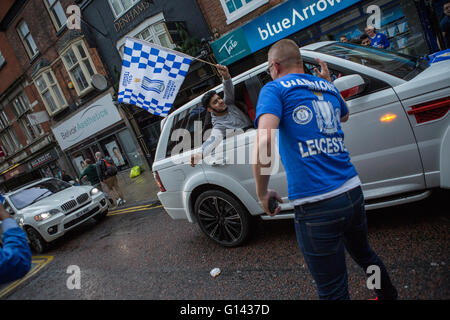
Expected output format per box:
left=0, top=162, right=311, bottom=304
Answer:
left=2, top=190, right=449, bottom=300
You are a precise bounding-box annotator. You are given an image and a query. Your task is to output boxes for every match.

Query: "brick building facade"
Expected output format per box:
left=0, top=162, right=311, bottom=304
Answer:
left=196, top=0, right=284, bottom=38
left=0, top=0, right=140, bottom=192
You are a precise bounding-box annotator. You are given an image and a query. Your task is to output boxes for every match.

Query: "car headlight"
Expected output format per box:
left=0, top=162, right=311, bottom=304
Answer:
left=34, top=209, right=61, bottom=222
left=90, top=188, right=99, bottom=196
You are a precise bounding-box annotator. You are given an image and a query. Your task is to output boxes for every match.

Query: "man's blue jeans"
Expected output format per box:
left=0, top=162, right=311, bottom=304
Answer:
left=294, top=186, right=398, bottom=300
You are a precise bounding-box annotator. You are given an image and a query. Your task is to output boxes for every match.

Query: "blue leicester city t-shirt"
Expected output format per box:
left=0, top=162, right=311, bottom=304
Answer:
left=371, top=33, right=390, bottom=49
left=255, top=73, right=358, bottom=200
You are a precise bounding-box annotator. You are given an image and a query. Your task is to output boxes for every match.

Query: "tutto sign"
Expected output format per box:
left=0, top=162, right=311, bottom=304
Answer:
left=211, top=0, right=361, bottom=65
left=52, top=93, right=122, bottom=150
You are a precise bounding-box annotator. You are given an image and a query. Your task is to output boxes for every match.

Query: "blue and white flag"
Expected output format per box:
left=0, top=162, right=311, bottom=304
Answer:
left=118, top=37, right=193, bottom=117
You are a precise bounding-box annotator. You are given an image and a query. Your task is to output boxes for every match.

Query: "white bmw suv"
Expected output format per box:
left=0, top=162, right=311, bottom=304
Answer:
left=1, top=178, right=109, bottom=253
left=153, top=41, right=450, bottom=247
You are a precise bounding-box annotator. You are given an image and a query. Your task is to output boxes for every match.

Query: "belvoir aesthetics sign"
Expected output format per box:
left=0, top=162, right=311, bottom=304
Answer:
left=52, top=93, right=122, bottom=150
left=211, top=0, right=361, bottom=65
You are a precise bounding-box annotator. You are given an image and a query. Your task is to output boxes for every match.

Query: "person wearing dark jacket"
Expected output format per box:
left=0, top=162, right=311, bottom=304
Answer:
left=61, top=170, right=73, bottom=183
left=79, top=159, right=101, bottom=188
left=0, top=197, right=32, bottom=284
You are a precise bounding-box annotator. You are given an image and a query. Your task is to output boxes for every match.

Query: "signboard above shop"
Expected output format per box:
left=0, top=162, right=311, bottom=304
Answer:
left=51, top=93, right=122, bottom=151
left=211, top=0, right=361, bottom=65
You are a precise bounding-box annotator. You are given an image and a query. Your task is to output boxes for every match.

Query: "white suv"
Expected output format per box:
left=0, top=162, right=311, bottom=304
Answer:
left=152, top=42, right=450, bottom=247
left=1, top=178, right=109, bottom=253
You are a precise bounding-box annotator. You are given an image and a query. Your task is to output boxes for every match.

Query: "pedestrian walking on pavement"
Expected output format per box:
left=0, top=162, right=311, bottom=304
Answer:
left=252, top=39, right=398, bottom=300
left=79, top=159, right=102, bottom=189
left=95, top=152, right=126, bottom=207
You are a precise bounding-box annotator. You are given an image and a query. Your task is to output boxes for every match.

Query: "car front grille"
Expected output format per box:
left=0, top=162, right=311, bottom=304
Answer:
left=76, top=193, right=89, bottom=204
left=61, top=200, right=77, bottom=212
left=64, top=206, right=100, bottom=229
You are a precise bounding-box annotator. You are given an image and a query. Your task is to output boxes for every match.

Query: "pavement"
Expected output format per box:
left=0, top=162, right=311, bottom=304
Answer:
left=111, top=167, right=160, bottom=207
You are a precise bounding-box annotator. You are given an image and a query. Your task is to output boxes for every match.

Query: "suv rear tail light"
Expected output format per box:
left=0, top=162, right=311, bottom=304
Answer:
left=154, top=171, right=166, bottom=192
left=407, top=97, right=450, bottom=124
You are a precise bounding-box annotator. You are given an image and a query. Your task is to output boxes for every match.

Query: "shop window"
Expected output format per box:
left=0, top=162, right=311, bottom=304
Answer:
left=320, top=7, right=362, bottom=34
left=17, top=21, right=39, bottom=58
left=34, top=69, right=67, bottom=115
left=61, top=40, right=97, bottom=96
left=118, top=129, right=143, bottom=167
left=109, top=0, right=141, bottom=18
left=44, top=0, right=67, bottom=31
left=220, top=0, right=269, bottom=25
left=100, top=136, right=129, bottom=170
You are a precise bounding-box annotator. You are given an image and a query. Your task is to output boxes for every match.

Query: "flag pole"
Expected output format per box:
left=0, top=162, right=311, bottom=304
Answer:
left=191, top=56, right=218, bottom=67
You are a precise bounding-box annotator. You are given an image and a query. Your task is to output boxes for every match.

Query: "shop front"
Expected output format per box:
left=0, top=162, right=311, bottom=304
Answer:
left=0, top=137, right=66, bottom=192
left=211, top=0, right=433, bottom=75
left=52, top=92, right=145, bottom=177
left=29, top=147, right=61, bottom=179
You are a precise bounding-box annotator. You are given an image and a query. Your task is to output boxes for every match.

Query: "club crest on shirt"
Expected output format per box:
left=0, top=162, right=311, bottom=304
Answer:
left=313, top=99, right=339, bottom=134
left=292, top=105, right=313, bottom=125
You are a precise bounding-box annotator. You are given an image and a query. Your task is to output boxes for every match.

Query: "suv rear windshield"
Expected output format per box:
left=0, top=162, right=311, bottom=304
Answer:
left=315, top=43, right=428, bottom=80
left=10, top=179, right=71, bottom=210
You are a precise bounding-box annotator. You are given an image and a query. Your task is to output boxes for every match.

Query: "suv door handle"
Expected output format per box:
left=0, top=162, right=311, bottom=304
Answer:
left=211, top=158, right=228, bottom=166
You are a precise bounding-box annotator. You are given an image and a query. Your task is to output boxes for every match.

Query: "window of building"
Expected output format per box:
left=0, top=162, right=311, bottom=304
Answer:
left=12, top=93, right=31, bottom=117
left=0, top=109, right=9, bottom=130
left=61, top=40, right=97, bottom=96
left=44, top=0, right=67, bottom=31
left=34, top=69, right=67, bottom=115
left=109, top=0, right=140, bottom=18
left=0, top=50, right=5, bottom=68
left=116, top=15, right=175, bottom=56
left=219, top=0, right=269, bottom=25
left=17, top=21, right=39, bottom=58
left=0, top=128, right=21, bottom=155
left=20, top=115, right=44, bottom=143
left=135, top=22, right=174, bottom=49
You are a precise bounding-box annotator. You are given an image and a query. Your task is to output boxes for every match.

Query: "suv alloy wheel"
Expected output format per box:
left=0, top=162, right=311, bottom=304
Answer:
left=194, top=190, right=251, bottom=247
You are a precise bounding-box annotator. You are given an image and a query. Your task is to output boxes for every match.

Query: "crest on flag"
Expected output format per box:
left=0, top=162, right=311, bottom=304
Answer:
left=118, top=37, right=192, bottom=117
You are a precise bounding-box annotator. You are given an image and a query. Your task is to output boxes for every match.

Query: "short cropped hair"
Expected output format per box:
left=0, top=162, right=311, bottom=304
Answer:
left=201, top=90, right=217, bottom=108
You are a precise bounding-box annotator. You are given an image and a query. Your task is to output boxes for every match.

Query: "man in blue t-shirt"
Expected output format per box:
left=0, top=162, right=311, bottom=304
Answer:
left=1, top=196, right=32, bottom=284
left=365, top=26, right=390, bottom=49
left=252, top=39, right=397, bottom=300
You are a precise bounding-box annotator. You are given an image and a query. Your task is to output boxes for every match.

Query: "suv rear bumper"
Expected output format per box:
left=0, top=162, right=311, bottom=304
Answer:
left=158, top=191, right=191, bottom=221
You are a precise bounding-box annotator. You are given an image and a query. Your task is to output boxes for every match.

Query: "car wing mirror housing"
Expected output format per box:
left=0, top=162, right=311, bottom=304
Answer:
left=333, top=74, right=366, bottom=99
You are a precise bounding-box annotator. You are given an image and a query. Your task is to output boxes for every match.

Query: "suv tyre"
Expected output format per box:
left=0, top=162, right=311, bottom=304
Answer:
left=25, top=226, right=48, bottom=254
left=194, top=190, right=250, bottom=247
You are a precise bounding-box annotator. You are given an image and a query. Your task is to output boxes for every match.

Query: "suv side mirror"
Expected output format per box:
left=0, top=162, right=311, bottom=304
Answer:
left=333, top=74, right=366, bottom=99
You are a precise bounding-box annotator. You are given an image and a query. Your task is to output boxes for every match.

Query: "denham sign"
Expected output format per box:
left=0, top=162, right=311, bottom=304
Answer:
left=211, top=0, right=361, bottom=65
